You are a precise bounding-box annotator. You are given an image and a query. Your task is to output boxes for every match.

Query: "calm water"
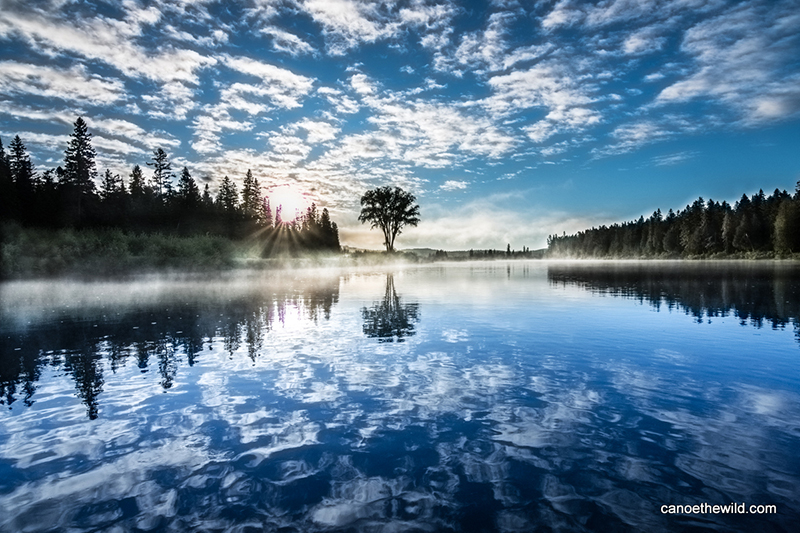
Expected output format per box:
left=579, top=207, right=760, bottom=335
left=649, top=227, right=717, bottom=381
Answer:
left=1, top=261, right=799, bottom=532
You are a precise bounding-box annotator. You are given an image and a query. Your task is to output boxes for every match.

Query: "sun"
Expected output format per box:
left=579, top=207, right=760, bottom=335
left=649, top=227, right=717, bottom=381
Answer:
left=267, top=185, right=309, bottom=222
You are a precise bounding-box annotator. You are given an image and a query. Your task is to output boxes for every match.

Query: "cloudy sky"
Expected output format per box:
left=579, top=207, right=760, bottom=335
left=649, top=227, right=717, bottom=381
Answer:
left=1, top=0, right=799, bottom=249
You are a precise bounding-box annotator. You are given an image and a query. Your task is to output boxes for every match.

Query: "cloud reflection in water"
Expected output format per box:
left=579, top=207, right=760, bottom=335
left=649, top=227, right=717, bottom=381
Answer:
left=1, top=263, right=799, bottom=532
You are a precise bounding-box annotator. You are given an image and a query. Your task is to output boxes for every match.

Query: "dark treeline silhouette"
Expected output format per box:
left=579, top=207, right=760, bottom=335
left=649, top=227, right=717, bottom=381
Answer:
left=547, top=185, right=800, bottom=258
left=548, top=262, right=800, bottom=337
left=0, top=118, right=339, bottom=255
left=0, top=282, right=340, bottom=419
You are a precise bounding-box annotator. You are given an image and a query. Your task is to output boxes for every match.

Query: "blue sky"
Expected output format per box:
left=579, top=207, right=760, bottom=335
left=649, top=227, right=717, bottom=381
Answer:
left=1, top=0, right=799, bottom=250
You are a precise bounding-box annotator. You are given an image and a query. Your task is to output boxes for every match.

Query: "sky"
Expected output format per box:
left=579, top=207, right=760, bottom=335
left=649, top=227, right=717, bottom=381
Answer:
left=1, top=0, right=799, bottom=250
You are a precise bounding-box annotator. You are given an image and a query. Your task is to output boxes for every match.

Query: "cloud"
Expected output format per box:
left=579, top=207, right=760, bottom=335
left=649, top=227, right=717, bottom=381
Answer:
left=191, top=113, right=255, bottom=155
left=593, top=121, right=673, bottom=157
left=452, top=11, right=515, bottom=73
left=654, top=0, right=800, bottom=123
left=223, top=55, right=315, bottom=108
left=0, top=62, right=125, bottom=105
left=651, top=150, right=697, bottom=166
left=0, top=6, right=216, bottom=84
left=484, top=62, right=601, bottom=145
left=301, top=0, right=401, bottom=55
left=622, top=27, right=666, bottom=55
left=259, top=26, right=317, bottom=55
left=290, top=119, right=341, bottom=144
left=439, top=180, right=468, bottom=191
left=299, top=0, right=458, bottom=56
left=318, top=87, right=360, bottom=114
left=141, top=82, right=198, bottom=121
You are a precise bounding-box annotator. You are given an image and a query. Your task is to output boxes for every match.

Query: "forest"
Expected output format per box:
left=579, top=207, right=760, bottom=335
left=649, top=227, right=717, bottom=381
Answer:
left=547, top=184, right=800, bottom=258
left=0, top=118, right=340, bottom=259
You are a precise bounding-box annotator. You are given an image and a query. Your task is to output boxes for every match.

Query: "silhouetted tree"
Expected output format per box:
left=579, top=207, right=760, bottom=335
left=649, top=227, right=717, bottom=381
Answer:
left=9, top=136, right=36, bottom=222
left=0, top=137, right=13, bottom=221
left=147, top=148, right=172, bottom=199
left=358, top=186, right=420, bottom=252
left=241, top=169, right=262, bottom=223
left=176, top=166, right=201, bottom=209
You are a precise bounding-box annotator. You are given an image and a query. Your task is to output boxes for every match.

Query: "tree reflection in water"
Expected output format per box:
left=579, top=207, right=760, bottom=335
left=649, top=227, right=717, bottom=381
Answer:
left=0, top=278, right=340, bottom=419
left=548, top=261, right=800, bottom=335
left=361, top=274, right=420, bottom=342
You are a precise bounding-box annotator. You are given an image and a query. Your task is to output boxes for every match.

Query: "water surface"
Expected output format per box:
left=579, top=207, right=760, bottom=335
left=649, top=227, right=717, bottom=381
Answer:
left=1, top=261, right=799, bottom=532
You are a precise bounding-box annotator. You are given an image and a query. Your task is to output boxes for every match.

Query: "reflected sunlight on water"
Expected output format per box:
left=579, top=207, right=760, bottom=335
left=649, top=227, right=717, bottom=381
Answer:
left=1, top=261, right=799, bottom=532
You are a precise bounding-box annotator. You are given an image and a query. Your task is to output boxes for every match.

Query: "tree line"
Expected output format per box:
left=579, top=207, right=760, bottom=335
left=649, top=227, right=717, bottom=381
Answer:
left=0, top=117, right=339, bottom=254
left=547, top=185, right=800, bottom=258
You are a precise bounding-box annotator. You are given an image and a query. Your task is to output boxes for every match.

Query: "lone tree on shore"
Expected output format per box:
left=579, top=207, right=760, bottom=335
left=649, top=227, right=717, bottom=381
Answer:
left=358, top=186, right=420, bottom=252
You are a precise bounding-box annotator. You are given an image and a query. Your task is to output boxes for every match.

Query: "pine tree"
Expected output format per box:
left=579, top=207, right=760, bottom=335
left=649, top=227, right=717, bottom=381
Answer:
left=263, top=197, right=273, bottom=228
left=216, top=175, right=239, bottom=213
left=147, top=148, right=173, bottom=198
left=63, top=117, right=97, bottom=195
left=129, top=165, right=146, bottom=197
left=9, top=135, right=37, bottom=221
left=100, top=169, right=123, bottom=201
left=0, top=137, right=16, bottom=220
left=177, top=166, right=201, bottom=208
left=319, top=207, right=340, bottom=250
left=241, top=169, right=262, bottom=221
left=202, top=183, right=213, bottom=209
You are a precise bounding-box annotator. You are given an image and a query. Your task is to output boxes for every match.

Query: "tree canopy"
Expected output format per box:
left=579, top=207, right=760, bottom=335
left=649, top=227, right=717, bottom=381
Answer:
left=358, top=186, right=420, bottom=252
left=0, top=117, right=341, bottom=256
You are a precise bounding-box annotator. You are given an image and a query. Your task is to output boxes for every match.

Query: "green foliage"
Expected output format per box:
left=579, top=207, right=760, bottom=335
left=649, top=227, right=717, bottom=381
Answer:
left=1, top=224, right=236, bottom=278
left=358, top=186, right=421, bottom=252
left=548, top=188, right=800, bottom=259
left=2, top=118, right=344, bottom=270
left=63, top=117, right=96, bottom=195
left=147, top=148, right=173, bottom=198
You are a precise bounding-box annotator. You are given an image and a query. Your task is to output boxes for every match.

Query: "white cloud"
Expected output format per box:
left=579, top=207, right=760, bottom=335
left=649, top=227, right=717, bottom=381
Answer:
left=291, top=119, right=341, bottom=144
left=654, top=0, right=800, bottom=122
left=651, top=150, right=697, bottom=166
left=452, top=11, right=515, bottom=73
left=439, top=180, right=468, bottom=191
left=622, top=27, right=666, bottom=55
left=92, top=135, right=146, bottom=156
left=594, top=120, right=672, bottom=156
left=223, top=56, right=315, bottom=108
left=485, top=62, right=601, bottom=145
left=301, top=0, right=400, bottom=55
left=0, top=7, right=216, bottom=84
left=299, top=0, right=457, bottom=56
left=141, top=82, right=197, bottom=121
left=260, top=26, right=317, bottom=55
left=318, top=87, right=360, bottom=114
left=349, top=73, right=377, bottom=95
left=0, top=62, right=125, bottom=105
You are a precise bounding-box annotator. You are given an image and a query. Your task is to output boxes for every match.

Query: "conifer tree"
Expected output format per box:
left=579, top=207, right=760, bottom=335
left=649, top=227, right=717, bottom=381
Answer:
left=263, top=197, right=273, bottom=228
left=177, top=166, right=201, bottom=208
left=63, top=117, right=97, bottom=195
left=0, top=137, right=15, bottom=220
left=202, top=183, right=213, bottom=209
left=241, top=169, right=264, bottom=222
left=100, top=169, right=123, bottom=201
left=9, top=135, right=37, bottom=221
left=129, top=165, right=146, bottom=197
left=147, top=148, right=173, bottom=198
left=216, top=175, right=239, bottom=213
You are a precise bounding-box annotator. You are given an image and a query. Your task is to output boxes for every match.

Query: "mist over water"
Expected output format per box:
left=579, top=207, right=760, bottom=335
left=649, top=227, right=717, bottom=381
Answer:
left=1, top=261, right=799, bottom=532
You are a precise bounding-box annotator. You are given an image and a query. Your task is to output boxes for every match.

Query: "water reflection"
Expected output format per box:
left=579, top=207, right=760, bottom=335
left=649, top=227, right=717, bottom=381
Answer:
left=2, top=263, right=800, bottom=532
left=0, top=275, right=340, bottom=418
left=548, top=261, right=800, bottom=337
left=361, top=274, right=420, bottom=342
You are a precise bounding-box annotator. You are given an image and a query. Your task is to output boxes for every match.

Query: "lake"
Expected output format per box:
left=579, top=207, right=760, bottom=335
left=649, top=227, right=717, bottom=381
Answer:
left=1, top=261, right=799, bottom=532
